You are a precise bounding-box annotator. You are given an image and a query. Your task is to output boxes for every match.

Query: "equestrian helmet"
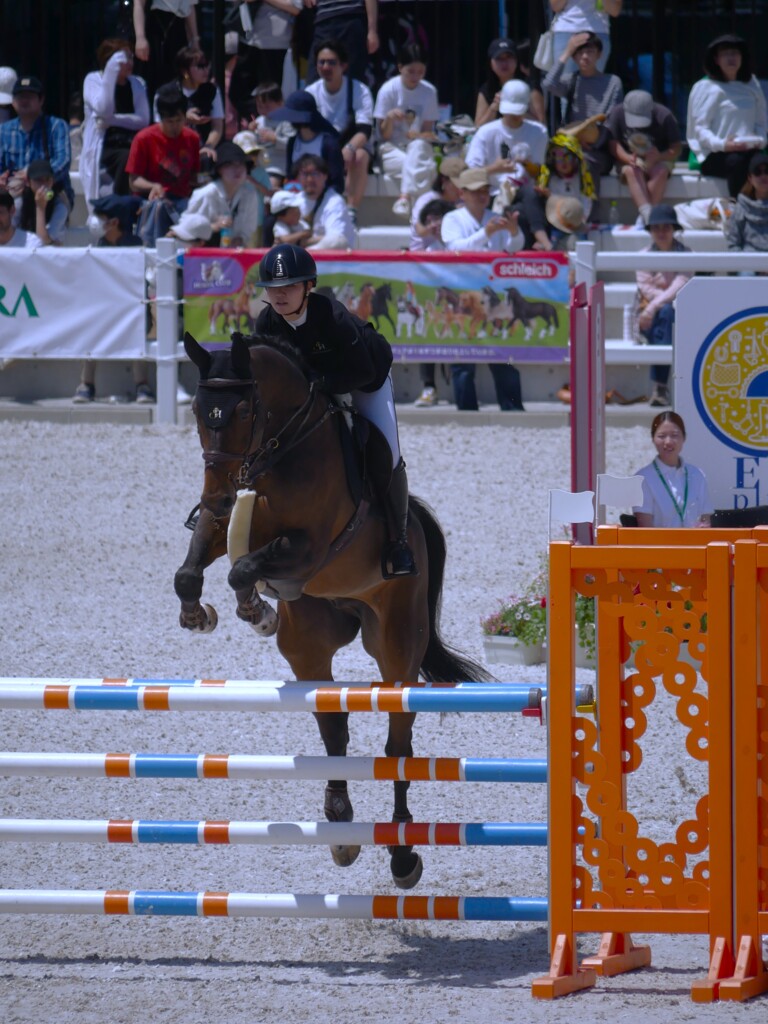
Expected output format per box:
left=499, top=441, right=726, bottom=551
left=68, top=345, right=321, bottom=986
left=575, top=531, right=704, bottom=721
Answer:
left=257, top=244, right=317, bottom=288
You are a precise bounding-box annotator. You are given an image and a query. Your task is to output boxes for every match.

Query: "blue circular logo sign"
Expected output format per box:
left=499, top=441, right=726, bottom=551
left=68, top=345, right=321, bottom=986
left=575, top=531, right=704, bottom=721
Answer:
left=693, top=306, right=768, bottom=457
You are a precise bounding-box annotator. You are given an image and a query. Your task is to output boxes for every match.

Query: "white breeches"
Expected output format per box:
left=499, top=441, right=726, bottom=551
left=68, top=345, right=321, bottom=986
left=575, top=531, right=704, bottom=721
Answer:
left=350, top=374, right=401, bottom=465
left=379, top=139, right=436, bottom=198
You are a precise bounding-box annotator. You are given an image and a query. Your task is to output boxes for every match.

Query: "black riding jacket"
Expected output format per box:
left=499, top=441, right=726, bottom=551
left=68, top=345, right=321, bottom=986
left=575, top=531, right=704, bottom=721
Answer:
left=254, top=292, right=393, bottom=394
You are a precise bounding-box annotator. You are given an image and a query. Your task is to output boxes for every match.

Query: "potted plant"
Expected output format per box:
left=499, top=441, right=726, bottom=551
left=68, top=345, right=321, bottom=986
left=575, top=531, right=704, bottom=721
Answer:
left=481, top=557, right=596, bottom=668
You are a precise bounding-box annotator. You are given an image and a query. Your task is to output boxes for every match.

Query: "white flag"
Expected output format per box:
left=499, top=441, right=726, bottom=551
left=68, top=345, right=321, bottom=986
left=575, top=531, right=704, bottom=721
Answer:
left=549, top=489, right=595, bottom=524
left=596, top=474, right=645, bottom=508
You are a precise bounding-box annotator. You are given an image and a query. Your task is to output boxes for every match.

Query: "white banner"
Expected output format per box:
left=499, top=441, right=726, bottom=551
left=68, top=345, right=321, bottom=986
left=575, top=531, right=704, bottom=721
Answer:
left=676, top=278, right=768, bottom=510
left=0, top=248, right=146, bottom=359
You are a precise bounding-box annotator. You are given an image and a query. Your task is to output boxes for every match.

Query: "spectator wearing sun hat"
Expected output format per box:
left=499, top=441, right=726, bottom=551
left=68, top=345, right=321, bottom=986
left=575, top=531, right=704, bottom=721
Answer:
left=0, top=67, right=17, bottom=124
left=270, top=90, right=345, bottom=195
left=173, top=140, right=262, bottom=246
left=465, top=79, right=548, bottom=200
left=409, top=155, right=465, bottom=252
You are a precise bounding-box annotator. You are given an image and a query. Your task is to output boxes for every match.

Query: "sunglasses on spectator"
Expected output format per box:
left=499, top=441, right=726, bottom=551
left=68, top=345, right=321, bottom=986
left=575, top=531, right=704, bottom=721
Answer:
left=193, top=60, right=210, bottom=69
left=317, top=58, right=339, bottom=66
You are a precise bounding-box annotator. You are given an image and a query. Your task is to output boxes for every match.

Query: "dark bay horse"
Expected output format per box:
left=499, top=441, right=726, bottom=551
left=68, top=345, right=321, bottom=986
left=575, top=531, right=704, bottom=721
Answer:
left=175, top=332, right=492, bottom=889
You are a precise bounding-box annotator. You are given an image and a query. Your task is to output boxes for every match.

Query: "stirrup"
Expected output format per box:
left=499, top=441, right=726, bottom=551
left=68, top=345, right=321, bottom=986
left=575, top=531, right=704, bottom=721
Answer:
left=381, top=541, right=418, bottom=579
left=184, top=504, right=201, bottom=531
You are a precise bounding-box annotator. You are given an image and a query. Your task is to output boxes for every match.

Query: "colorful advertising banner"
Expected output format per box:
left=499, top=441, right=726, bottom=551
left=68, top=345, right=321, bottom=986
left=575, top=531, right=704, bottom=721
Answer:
left=676, top=278, right=768, bottom=510
left=182, top=249, right=570, bottom=363
left=0, top=248, right=146, bottom=359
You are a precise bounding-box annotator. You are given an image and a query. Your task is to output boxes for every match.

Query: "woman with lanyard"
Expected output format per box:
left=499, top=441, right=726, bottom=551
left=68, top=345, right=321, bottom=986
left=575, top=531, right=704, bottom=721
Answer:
left=252, top=243, right=418, bottom=578
left=633, top=412, right=713, bottom=528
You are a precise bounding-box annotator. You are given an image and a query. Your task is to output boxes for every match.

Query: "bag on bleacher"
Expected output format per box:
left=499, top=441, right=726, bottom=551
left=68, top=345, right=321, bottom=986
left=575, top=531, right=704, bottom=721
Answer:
left=674, top=197, right=734, bottom=232
left=533, top=29, right=555, bottom=72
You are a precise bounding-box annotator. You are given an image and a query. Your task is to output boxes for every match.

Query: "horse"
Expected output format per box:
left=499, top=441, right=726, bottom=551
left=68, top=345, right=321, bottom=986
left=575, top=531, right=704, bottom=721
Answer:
left=505, top=287, right=559, bottom=341
left=480, top=286, right=516, bottom=340
left=354, top=282, right=375, bottom=323
left=370, top=283, right=396, bottom=333
left=175, top=331, right=493, bottom=890
left=208, top=288, right=254, bottom=336
left=457, top=291, right=488, bottom=339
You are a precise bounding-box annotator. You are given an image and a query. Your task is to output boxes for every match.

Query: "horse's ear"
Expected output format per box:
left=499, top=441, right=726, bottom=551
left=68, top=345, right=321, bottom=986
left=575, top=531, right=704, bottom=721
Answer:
left=231, top=332, right=252, bottom=380
left=184, top=332, right=212, bottom=377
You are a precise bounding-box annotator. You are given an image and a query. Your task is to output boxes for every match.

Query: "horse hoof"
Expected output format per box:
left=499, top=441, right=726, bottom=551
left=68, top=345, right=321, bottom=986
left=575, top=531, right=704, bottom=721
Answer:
left=331, top=844, right=361, bottom=867
left=179, top=603, right=218, bottom=633
left=199, top=604, right=218, bottom=632
left=249, top=608, right=278, bottom=636
left=392, top=852, right=423, bottom=890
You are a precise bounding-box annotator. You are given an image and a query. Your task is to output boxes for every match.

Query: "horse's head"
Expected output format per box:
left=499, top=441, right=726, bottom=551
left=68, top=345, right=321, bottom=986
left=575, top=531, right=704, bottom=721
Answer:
left=185, top=331, right=316, bottom=519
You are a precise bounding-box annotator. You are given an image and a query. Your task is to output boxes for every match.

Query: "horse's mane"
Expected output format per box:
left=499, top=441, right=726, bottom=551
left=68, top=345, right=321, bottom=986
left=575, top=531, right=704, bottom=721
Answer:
left=240, top=332, right=313, bottom=381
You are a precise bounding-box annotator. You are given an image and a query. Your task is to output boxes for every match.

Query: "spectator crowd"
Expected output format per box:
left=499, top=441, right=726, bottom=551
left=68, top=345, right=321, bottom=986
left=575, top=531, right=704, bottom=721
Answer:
left=0, top=0, right=766, bottom=409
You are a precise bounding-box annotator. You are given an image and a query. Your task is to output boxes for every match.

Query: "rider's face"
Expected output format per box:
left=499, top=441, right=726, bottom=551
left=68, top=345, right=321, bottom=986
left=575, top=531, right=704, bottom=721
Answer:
left=267, top=282, right=308, bottom=319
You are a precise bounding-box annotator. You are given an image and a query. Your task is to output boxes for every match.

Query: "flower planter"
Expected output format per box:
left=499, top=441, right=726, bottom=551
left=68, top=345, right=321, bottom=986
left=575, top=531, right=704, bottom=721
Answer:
left=482, top=635, right=546, bottom=666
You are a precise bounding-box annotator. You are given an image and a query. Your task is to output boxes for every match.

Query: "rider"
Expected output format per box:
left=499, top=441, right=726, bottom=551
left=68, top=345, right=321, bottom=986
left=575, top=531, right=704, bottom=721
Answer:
left=252, top=242, right=418, bottom=578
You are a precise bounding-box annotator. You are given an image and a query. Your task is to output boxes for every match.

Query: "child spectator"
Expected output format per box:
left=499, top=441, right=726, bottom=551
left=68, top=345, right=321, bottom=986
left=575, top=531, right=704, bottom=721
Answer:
left=542, top=31, right=621, bottom=188
left=270, top=90, right=345, bottom=194
left=465, top=80, right=548, bottom=203
left=269, top=187, right=309, bottom=245
left=15, top=158, right=71, bottom=245
left=80, top=39, right=150, bottom=206
left=173, top=141, right=262, bottom=246
left=725, top=152, right=768, bottom=254
left=126, top=82, right=200, bottom=245
left=373, top=43, right=439, bottom=218
left=409, top=155, right=464, bottom=251
left=475, top=38, right=545, bottom=128
left=604, top=89, right=682, bottom=225
left=686, top=34, right=767, bottom=199
left=305, top=40, right=374, bottom=221
left=0, top=188, right=41, bottom=247
left=635, top=204, right=691, bottom=408
left=536, top=131, right=596, bottom=230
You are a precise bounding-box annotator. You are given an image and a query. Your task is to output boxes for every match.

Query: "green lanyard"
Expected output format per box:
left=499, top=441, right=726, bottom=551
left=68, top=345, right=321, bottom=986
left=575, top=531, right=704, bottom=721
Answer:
left=653, top=458, right=689, bottom=524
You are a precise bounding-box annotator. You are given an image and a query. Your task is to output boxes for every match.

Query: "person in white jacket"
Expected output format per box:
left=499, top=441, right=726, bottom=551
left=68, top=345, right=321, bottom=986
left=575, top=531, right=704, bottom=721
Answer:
left=686, top=34, right=767, bottom=198
left=293, top=152, right=355, bottom=249
left=440, top=167, right=523, bottom=252
left=172, top=140, right=262, bottom=246
left=80, top=40, right=150, bottom=207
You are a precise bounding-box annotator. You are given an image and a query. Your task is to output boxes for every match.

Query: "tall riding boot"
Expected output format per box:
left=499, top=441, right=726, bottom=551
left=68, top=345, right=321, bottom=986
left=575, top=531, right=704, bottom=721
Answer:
left=382, top=458, right=418, bottom=579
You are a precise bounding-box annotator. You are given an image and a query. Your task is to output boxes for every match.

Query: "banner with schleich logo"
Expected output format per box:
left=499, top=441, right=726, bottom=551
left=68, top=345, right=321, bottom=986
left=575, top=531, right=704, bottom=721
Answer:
left=182, top=249, right=570, bottom=363
left=0, top=248, right=146, bottom=358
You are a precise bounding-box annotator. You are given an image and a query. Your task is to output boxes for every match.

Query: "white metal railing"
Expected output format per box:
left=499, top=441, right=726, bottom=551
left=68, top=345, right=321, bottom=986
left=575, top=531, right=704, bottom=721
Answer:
left=574, top=240, right=768, bottom=289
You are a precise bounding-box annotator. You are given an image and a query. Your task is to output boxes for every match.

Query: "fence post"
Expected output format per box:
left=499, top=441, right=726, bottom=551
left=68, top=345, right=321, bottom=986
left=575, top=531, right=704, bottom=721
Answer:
left=155, top=238, right=179, bottom=425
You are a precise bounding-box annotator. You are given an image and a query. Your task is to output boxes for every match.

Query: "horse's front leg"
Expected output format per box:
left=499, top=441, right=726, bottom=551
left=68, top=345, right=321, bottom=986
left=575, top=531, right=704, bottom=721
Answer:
left=313, top=710, right=361, bottom=868
left=174, top=508, right=227, bottom=632
left=227, top=529, right=314, bottom=592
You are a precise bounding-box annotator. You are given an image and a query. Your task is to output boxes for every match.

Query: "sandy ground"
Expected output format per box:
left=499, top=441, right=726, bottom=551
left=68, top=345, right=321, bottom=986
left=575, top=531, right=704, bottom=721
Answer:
left=1, top=418, right=765, bottom=1022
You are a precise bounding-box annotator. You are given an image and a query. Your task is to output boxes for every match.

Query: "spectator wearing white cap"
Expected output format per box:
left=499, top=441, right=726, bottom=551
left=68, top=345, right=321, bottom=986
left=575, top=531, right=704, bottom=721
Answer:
left=373, top=43, right=439, bottom=218
left=604, top=89, right=682, bottom=225
left=0, top=67, right=16, bottom=124
left=475, top=39, right=545, bottom=128
left=268, top=188, right=310, bottom=246
left=465, top=79, right=548, bottom=199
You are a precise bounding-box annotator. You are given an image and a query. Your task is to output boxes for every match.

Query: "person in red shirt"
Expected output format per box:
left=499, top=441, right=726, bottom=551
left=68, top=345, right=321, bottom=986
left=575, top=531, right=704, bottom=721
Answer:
left=126, top=81, right=200, bottom=243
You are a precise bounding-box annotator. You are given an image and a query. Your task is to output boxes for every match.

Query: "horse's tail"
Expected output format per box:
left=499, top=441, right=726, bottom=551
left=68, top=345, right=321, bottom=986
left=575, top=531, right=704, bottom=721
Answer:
left=410, top=495, right=496, bottom=683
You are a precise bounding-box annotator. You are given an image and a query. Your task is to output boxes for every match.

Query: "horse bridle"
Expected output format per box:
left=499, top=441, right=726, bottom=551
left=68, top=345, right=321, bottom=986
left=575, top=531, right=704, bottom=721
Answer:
left=197, top=376, right=340, bottom=489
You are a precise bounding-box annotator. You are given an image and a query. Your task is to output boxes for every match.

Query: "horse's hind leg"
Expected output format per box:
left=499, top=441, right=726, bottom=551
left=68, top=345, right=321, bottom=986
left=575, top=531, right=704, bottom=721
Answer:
left=279, top=597, right=362, bottom=868
left=386, top=711, right=423, bottom=889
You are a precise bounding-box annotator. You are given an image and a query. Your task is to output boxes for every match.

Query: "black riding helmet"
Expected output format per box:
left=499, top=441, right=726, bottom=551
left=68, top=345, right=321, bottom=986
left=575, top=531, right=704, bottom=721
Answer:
left=257, top=244, right=317, bottom=287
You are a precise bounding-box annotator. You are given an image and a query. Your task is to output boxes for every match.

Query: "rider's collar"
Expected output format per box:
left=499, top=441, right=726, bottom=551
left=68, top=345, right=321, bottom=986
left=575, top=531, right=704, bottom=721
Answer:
left=283, top=308, right=308, bottom=329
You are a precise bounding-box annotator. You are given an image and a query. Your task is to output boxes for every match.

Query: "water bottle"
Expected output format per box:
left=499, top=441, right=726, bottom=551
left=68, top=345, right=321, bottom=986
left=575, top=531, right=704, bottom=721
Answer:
left=609, top=201, right=620, bottom=226
left=219, top=225, right=232, bottom=248
left=623, top=304, right=635, bottom=343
